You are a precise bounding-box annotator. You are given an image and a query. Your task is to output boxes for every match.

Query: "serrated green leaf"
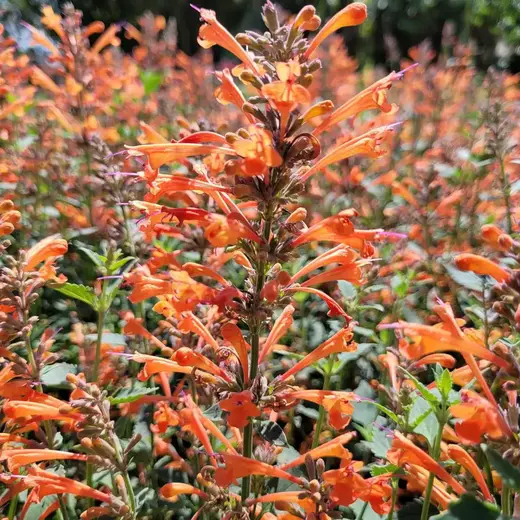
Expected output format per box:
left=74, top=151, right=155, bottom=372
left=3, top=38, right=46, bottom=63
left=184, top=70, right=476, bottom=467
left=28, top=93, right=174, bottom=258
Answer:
left=361, top=427, right=392, bottom=458
left=370, top=463, right=402, bottom=476
left=483, top=445, right=520, bottom=490
left=109, top=256, right=134, bottom=273
left=401, top=368, right=440, bottom=407
left=338, top=280, right=357, bottom=300
left=109, top=386, right=156, bottom=405
left=410, top=396, right=440, bottom=448
left=51, top=282, right=98, bottom=308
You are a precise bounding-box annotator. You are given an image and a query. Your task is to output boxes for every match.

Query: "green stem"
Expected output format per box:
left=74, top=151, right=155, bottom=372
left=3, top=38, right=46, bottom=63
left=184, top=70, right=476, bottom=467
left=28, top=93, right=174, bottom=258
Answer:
left=503, top=485, right=512, bottom=517
left=312, top=360, right=334, bottom=449
left=387, top=479, right=398, bottom=520
left=7, top=494, right=18, bottom=520
left=92, top=280, right=108, bottom=382
left=420, top=415, right=446, bottom=520
left=357, top=501, right=368, bottom=520
left=499, top=155, right=512, bottom=234
left=241, top=206, right=274, bottom=503
left=111, top=431, right=137, bottom=516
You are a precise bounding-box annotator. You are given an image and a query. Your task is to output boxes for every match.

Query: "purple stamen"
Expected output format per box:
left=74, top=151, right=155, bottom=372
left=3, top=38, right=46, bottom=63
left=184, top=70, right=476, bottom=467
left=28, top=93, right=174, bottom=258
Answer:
left=97, top=275, right=124, bottom=280
left=397, top=62, right=419, bottom=77
left=190, top=3, right=201, bottom=13
left=105, top=171, right=142, bottom=177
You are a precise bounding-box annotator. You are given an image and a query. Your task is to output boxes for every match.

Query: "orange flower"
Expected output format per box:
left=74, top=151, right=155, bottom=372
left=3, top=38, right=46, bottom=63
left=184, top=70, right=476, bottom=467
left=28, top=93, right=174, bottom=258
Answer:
left=11, top=466, right=112, bottom=503
left=231, top=126, right=283, bottom=176
left=3, top=400, right=81, bottom=424
left=221, top=323, right=250, bottom=383
left=280, top=431, right=356, bottom=470
left=387, top=432, right=465, bottom=495
left=21, top=22, right=60, bottom=57
left=0, top=199, right=21, bottom=236
left=313, top=71, right=402, bottom=135
left=40, top=6, right=65, bottom=41
left=283, top=390, right=357, bottom=430
left=450, top=389, right=508, bottom=444
left=196, top=8, right=260, bottom=75
left=214, top=69, right=254, bottom=122
left=261, top=60, right=312, bottom=136
left=215, top=453, right=304, bottom=488
left=25, top=235, right=68, bottom=282
left=454, top=253, right=511, bottom=283
left=130, top=353, right=193, bottom=382
left=258, top=305, right=295, bottom=363
left=171, top=347, right=231, bottom=382
left=279, top=327, right=355, bottom=382
left=387, top=320, right=511, bottom=371
left=203, top=213, right=263, bottom=247
left=481, top=224, right=514, bottom=251
left=125, top=141, right=235, bottom=169
left=160, top=483, right=209, bottom=503
left=178, top=312, right=220, bottom=350
left=0, top=449, right=87, bottom=472
left=447, top=445, right=493, bottom=501
left=219, top=390, right=261, bottom=428
left=301, top=126, right=396, bottom=182
left=304, top=3, right=367, bottom=59
left=90, top=23, right=120, bottom=55
left=30, top=66, right=61, bottom=95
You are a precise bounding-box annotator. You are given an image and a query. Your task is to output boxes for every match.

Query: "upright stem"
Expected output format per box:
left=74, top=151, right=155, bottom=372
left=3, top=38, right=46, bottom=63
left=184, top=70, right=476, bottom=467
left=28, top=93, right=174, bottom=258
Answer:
left=241, top=205, right=274, bottom=503
left=499, top=156, right=512, bottom=234
left=420, top=415, right=446, bottom=520
left=387, top=479, right=398, bottom=520
left=503, top=485, right=512, bottom=517
left=312, top=356, right=335, bottom=449
left=92, top=280, right=108, bottom=382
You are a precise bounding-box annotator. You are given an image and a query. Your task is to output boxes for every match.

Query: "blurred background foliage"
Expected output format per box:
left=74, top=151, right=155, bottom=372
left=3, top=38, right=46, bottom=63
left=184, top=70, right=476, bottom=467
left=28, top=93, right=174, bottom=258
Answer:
left=2, top=0, right=520, bottom=70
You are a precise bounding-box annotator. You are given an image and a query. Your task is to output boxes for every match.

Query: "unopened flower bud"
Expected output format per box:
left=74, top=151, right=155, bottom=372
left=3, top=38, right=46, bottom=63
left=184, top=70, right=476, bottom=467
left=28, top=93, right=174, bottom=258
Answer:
left=287, top=207, right=307, bottom=224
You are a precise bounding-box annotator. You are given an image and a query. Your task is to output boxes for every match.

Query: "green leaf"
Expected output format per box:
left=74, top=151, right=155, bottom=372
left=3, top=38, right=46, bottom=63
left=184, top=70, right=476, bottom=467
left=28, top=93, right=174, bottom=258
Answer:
left=410, top=396, right=440, bottom=448
left=51, top=282, right=97, bottom=308
left=369, top=463, right=402, bottom=476
left=436, top=368, right=453, bottom=402
left=482, top=445, right=520, bottom=490
left=339, top=280, right=357, bottom=300
left=256, top=421, right=288, bottom=447
left=352, top=380, right=378, bottom=426
left=203, top=403, right=223, bottom=421
left=431, top=494, right=500, bottom=520
left=109, top=385, right=156, bottom=405
left=77, top=246, right=107, bottom=267
left=445, top=263, right=485, bottom=292
left=361, top=427, right=392, bottom=458
left=41, top=363, right=77, bottom=387
left=109, top=256, right=134, bottom=273
left=400, top=368, right=440, bottom=407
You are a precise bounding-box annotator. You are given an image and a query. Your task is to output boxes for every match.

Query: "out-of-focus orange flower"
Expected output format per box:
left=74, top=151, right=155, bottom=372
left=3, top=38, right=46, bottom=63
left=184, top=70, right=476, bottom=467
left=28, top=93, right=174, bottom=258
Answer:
left=203, top=213, right=263, bottom=247
left=0, top=449, right=87, bottom=472
left=214, top=69, right=254, bottom=123
left=481, top=224, right=515, bottom=251
left=219, top=390, right=261, bottom=428
left=454, top=253, right=511, bottom=283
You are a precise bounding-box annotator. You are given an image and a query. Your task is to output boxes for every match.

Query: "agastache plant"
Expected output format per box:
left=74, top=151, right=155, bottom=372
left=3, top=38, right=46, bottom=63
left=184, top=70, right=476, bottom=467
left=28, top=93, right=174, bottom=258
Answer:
left=122, top=3, right=409, bottom=517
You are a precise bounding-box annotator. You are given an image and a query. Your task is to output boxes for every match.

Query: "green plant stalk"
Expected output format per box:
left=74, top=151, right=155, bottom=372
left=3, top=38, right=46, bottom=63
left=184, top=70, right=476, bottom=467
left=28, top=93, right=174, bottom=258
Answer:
left=387, top=478, right=398, bottom=520
left=357, top=501, right=368, bottom=520
left=503, top=485, right=512, bottom=517
left=312, top=358, right=335, bottom=449
left=92, top=280, right=108, bottom=382
left=420, top=415, right=447, bottom=520
left=23, top=314, right=69, bottom=520
left=241, top=208, right=273, bottom=502
left=499, top=156, right=512, bottom=234
left=7, top=494, right=18, bottom=520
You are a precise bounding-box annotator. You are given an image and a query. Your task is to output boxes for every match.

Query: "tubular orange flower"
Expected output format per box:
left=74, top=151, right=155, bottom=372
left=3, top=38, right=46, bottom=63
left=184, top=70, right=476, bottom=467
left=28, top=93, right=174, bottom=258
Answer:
left=130, top=353, right=193, bottom=382
left=25, top=235, right=68, bottom=272
left=160, top=483, right=209, bottom=503
left=22, top=22, right=60, bottom=57
left=221, top=323, right=250, bottom=383
left=408, top=353, right=456, bottom=370
left=16, top=466, right=113, bottom=503
left=171, top=347, right=231, bottom=382
left=195, top=7, right=260, bottom=75
left=447, top=445, right=493, bottom=501
left=304, top=2, right=367, bottom=59
left=379, top=352, right=400, bottom=392
left=203, top=213, right=263, bottom=247
left=285, top=286, right=352, bottom=319
left=313, top=71, right=402, bottom=135
left=215, top=69, right=254, bottom=122
left=178, top=312, right=220, bottom=350
left=301, top=126, right=395, bottom=182
left=258, top=304, right=295, bottom=363
left=219, top=390, right=261, bottom=428
left=450, top=389, right=508, bottom=444
left=386, top=321, right=512, bottom=371
left=232, top=126, right=283, bottom=175
left=404, top=465, right=457, bottom=510
left=182, top=262, right=230, bottom=287
left=3, top=401, right=81, bottom=423
left=0, top=449, right=88, bottom=472
left=283, top=390, right=357, bottom=429
left=40, top=6, right=65, bottom=41
left=90, top=23, right=120, bottom=55
left=279, top=327, right=355, bottom=382
left=125, top=142, right=235, bottom=169
left=454, top=253, right=511, bottom=283
left=30, top=66, right=61, bottom=95
left=481, top=224, right=514, bottom=251
left=215, top=454, right=304, bottom=488
left=387, top=432, right=465, bottom=495
left=280, top=431, right=356, bottom=470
